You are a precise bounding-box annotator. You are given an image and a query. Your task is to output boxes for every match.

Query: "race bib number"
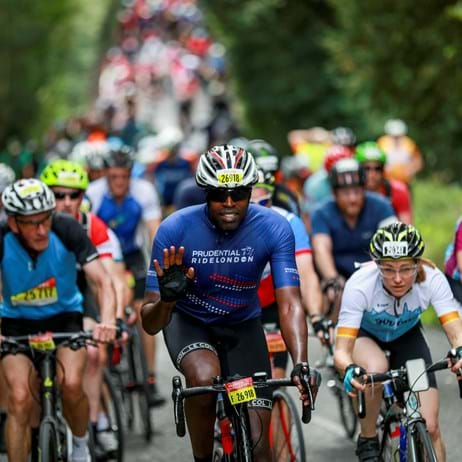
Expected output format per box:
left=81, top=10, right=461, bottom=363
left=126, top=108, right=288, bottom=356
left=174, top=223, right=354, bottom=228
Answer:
left=10, top=277, right=58, bottom=306
left=225, top=377, right=257, bottom=405
left=383, top=241, right=408, bottom=258
left=216, top=169, right=244, bottom=185
left=265, top=332, right=287, bottom=353
left=29, top=332, right=56, bottom=351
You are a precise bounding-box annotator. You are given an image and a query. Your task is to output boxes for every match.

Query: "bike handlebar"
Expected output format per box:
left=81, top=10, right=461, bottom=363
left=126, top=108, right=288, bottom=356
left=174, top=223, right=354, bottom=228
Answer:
left=172, top=372, right=320, bottom=437
left=357, top=357, right=460, bottom=418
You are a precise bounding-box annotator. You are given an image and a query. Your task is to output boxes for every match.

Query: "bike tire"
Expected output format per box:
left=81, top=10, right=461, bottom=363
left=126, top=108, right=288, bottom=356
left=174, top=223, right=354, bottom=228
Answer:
left=407, top=421, right=437, bottom=462
left=335, top=388, right=358, bottom=439
left=271, top=389, right=306, bottom=462
left=129, top=327, right=153, bottom=442
left=101, top=369, right=125, bottom=462
left=231, top=407, right=253, bottom=462
left=38, top=421, right=59, bottom=462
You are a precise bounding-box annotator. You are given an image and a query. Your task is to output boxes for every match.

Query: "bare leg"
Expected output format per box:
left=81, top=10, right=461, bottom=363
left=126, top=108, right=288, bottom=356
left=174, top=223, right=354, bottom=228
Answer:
left=352, top=337, right=388, bottom=438
left=57, top=347, right=89, bottom=436
left=2, top=355, right=39, bottom=462
left=249, top=408, right=272, bottom=462
left=419, top=387, right=446, bottom=462
left=181, top=349, right=221, bottom=458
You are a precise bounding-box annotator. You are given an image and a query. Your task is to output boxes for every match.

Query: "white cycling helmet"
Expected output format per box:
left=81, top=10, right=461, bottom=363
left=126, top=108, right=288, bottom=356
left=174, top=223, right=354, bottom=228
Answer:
left=196, top=144, right=259, bottom=189
left=0, top=163, right=16, bottom=193
left=69, top=141, right=110, bottom=170
left=384, top=119, right=407, bottom=137
left=2, top=179, right=56, bottom=216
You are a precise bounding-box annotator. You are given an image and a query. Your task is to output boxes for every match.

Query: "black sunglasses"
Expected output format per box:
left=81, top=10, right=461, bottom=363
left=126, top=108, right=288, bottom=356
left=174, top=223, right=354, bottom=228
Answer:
left=53, top=191, right=82, bottom=200
left=206, top=188, right=251, bottom=203
left=364, top=165, right=383, bottom=172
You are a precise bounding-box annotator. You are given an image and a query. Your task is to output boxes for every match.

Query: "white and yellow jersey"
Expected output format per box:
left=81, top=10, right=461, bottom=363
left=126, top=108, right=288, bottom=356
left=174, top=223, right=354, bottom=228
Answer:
left=337, top=262, right=461, bottom=342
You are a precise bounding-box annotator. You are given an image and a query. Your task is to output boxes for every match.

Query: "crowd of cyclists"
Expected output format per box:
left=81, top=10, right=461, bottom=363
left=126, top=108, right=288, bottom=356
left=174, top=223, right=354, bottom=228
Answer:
left=1, top=1, right=462, bottom=462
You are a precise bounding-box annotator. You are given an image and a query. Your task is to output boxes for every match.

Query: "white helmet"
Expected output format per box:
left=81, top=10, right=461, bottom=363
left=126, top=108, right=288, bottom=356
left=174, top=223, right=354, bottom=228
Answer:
left=69, top=141, right=110, bottom=170
left=384, top=119, right=407, bottom=137
left=0, top=163, right=16, bottom=193
left=196, top=144, right=259, bottom=189
left=2, top=179, right=56, bottom=216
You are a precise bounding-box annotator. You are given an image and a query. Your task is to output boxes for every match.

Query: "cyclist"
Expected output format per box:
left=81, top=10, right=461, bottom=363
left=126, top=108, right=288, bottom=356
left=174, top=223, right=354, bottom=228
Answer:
left=141, top=145, right=316, bottom=462
left=0, top=179, right=116, bottom=462
left=251, top=171, right=325, bottom=360
left=0, top=163, right=16, bottom=220
left=355, top=141, right=413, bottom=224
left=444, top=216, right=462, bottom=303
left=377, top=118, right=424, bottom=186
left=311, top=158, right=396, bottom=315
left=40, top=159, right=128, bottom=455
left=334, top=223, right=462, bottom=462
left=86, top=145, right=164, bottom=405
left=302, top=144, right=352, bottom=224
left=246, top=139, right=301, bottom=216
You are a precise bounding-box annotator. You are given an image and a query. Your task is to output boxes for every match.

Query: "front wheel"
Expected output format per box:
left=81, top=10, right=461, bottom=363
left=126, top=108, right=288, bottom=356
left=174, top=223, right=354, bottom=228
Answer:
left=407, top=421, right=437, bottom=462
left=270, top=389, right=306, bottom=461
left=38, top=421, right=59, bottom=462
left=335, top=387, right=358, bottom=439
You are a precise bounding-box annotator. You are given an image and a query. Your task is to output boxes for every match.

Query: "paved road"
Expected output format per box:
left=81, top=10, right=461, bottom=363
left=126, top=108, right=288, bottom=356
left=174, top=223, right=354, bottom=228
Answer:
left=126, top=327, right=462, bottom=461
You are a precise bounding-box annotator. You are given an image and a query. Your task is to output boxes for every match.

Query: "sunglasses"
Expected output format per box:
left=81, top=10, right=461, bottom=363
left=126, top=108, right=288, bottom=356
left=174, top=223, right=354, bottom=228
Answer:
left=16, top=213, right=53, bottom=229
left=364, top=165, right=384, bottom=172
left=53, top=191, right=82, bottom=200
left=206, top=188, right=251, bottom=203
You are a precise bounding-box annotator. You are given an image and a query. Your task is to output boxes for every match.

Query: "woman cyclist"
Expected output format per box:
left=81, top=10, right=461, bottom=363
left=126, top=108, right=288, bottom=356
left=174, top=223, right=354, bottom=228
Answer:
left=334, top=222, right=462, bottom=462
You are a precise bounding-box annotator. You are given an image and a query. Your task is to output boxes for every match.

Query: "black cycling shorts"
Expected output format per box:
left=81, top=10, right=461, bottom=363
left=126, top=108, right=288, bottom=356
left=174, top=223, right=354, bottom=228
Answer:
left=124, top=249, right=147, bottom=300
left=1, top=312, right=84, bottom=360
left=261, top=302, right=289, bottom=370
left=358, top=323, right=437, bottom=389
left=164, top=311, right=273, bottom=409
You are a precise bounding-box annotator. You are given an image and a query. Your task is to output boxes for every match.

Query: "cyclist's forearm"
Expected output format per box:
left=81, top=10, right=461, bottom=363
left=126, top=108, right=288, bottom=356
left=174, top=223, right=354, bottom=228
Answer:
left=97, top=276, right=117, bottom=324
left=141, top=298, right=175, bottom=335
left=333, top=337, right=355, bottom=374
left=442, top=318, right=462, bottom=348
left=277, top=290, right=308, bottom=364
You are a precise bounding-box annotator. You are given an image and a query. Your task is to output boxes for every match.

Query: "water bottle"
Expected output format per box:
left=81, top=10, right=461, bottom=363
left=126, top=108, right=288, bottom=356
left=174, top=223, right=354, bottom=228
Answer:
left=383, top=381, right=395, bottom=407
left=399, top=423, right=407, bottom=462
left=219, top=417, right=233, bottom=454
left=388, top=420, right=401, bottom=461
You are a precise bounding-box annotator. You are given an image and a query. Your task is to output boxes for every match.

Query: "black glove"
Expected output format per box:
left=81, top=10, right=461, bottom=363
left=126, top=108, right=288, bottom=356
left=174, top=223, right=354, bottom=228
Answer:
left=448, top=346, right=462, bottom=362
left=159, top=265, right=191, bottom=302
left=311, top=316, right=333, bottom=335
left=291, top=362, right=310, bottom=383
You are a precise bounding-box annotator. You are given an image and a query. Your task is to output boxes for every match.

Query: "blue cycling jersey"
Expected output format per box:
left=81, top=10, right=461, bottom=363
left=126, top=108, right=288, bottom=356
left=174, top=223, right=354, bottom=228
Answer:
left=146, top=204, right=299, bottom=325
left=0, top=214, right=98, bottom=320
left=311, top=192, right=396, bottom=278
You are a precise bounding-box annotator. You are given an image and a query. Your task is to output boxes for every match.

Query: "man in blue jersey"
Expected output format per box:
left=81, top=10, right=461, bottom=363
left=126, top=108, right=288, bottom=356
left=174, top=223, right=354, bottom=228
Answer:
left=141, top=145, right=316, bottom=462
left=0, top=179, right=116, bottom=462
left=311, top=158, right=396, bottom=315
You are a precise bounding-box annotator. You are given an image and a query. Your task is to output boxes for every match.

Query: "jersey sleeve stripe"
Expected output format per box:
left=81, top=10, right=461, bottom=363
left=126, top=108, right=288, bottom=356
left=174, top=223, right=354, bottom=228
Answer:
left=295, top=249, right=312, bottom=256
left=337, top=327, right=359, bottom=339
left=439, top=311, right=460, bottom=326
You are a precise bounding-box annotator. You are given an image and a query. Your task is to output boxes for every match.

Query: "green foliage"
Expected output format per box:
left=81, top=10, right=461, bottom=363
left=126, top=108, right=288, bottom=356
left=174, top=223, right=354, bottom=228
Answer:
left=0, top=0, right=116, bottom=145
left=201, top=0, right=348, bottom=153
left=325, top=0, right=462, bottom=177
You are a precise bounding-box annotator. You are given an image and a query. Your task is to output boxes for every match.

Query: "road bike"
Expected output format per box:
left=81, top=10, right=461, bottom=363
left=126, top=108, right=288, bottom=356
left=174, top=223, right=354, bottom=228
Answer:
left=357, top=353, right=462, bottom=461
left=264, top=324, right=307, bottom=461
left=0, top=331, right=97, bottom=462
left=172, top=370, right=319, bottom=462
left=312, top=318, right=358, bottom=439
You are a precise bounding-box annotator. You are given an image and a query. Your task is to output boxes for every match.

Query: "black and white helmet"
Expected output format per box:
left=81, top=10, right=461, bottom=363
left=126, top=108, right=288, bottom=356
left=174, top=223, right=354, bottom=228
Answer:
left=196, top=144, right=259, bottom=189
left=2, top=179, right=56, bottom=216
left=0, top=163, right=16, bottom=193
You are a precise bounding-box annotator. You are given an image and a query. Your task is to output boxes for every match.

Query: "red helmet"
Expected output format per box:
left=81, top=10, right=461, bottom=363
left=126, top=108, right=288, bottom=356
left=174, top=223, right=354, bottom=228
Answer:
left=323, top=145, right=353, bottom=173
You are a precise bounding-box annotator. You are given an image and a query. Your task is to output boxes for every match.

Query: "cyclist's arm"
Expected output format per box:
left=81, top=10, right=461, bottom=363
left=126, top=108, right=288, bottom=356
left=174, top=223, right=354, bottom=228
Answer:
left=276, top=286, right=308, bottom=364
left=296, top=252, right=323, bottom=316
left=83, top=259, right=116, bottom=325
left=312, top=233, right=338, bottom=280
left=333, top=335, right=355, bottom=375
left=101, top=258, right=127, bottom=319
left=141, top=290, right=175, bottom=335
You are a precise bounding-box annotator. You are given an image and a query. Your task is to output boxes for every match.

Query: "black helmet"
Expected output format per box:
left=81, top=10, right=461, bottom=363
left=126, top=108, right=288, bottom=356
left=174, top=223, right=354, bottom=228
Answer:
left=103, top=146, right=134, bottom=169
left=329, top=158, right=365, bottom=189
left=246, top=139, right=280, bottom=174
left=369, top=222, right=425, bottom=260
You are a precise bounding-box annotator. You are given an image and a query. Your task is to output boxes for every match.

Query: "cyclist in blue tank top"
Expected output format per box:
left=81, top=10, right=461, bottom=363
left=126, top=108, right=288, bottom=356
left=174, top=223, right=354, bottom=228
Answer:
left=0, top=179, right=116, bottom=462
left=141, top=145, right=318, bottom=462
